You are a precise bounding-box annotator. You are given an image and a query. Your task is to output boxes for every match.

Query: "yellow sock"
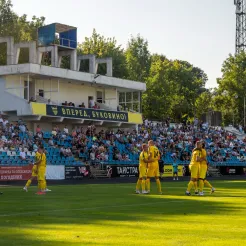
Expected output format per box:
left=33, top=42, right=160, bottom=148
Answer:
left=25, top=179, right=32, bottom=188
left=40, top=180, right=46, bottom=191
left=187, top=181, right=194, bottom=192
left=146, top=179, right=150, bottom=191
left=199, top=179, right=204, bottom=192
left=194, top=181, right=198, bottom=191
left=204, top=180, right=212, bottom=188
left=141, top=179, right=146, bottom=192
left=136, top=179, right=142, bottom=191
left=156, top=179, right=162, bottom=193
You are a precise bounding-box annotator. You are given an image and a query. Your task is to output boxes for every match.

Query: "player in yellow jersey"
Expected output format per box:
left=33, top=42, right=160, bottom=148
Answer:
left=23, top=163, right=38, bottom=192
left=146, top=140, right=162, bottom=194
left=198, top=142, right=215, bottom=195
left=36, top=146, right=47, bottom=195
left=136, top=144, right=149, bottom=194
left=185, top=141, right=202, bottom=196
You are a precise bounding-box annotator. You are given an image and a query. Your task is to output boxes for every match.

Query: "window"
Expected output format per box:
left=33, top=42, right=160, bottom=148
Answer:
left=118, top=91, right=141, bottom=112
left=96, top=91, right=103, bottom=103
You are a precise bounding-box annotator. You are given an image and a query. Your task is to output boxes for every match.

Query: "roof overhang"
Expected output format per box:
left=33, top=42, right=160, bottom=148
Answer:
left=0, top=64, right=146, bottom=92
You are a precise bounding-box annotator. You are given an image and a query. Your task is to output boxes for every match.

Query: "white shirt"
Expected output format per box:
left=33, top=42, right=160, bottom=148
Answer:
left=20, top=151, right=26, bottom=159
left=64, top=128, right=69, bottom=134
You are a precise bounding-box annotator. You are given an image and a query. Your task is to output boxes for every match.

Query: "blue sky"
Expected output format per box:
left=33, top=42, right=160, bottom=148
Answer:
left=12, top=0, right=236, bottom=88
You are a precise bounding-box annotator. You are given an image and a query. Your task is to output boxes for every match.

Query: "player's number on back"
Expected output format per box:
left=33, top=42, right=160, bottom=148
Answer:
left=154, top=150, right=159, bottom=159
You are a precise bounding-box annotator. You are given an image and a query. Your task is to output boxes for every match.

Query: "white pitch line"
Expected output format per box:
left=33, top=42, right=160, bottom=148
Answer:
left=0, top=200, right=184, bottom=218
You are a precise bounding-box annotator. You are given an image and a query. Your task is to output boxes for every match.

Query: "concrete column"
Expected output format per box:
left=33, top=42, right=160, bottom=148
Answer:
left=0, top=36, right=15, bottom=65
left=77, top=55, right=96, bottom=74
left=96, top=57, right=113, bottom=76
left=70, top=49, right=77, bottom=71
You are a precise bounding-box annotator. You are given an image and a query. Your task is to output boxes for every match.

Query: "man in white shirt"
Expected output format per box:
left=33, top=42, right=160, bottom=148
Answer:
left=19, top=148, right=26, bottom=160
left=64, top=125, right=69, bottom=134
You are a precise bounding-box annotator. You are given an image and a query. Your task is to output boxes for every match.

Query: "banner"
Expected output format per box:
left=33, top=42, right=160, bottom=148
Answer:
left=46, top=105, right=128, bottom=122
left=65, top=166, right=89, bottom=179
left=0, top=166, right=32, bottom=181
left=162, top=165, right=184, bottom=177
left=114, top=166, right=139, bottom=177
left=46, top=165, right=65, bottom=180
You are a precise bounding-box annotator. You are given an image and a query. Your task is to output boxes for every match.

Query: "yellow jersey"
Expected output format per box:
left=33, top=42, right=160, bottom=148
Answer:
left=139, top=151, right=148, bottom=168
left=201, top=148, right=207, bottom=165
left=149, top=146, right=160, bottom=163
left=35, top=152, right=46, bottom=168
left=190, top=149, right=201, bottom=166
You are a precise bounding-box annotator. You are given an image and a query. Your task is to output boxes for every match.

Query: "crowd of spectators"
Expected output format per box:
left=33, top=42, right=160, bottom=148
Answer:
left=1, top=113, right=246, bottom=165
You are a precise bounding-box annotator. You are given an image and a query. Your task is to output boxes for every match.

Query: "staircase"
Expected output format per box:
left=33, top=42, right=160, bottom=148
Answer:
left=207, top=166, right=222, bottom=177
left=225, top=126, right=246, bottom=140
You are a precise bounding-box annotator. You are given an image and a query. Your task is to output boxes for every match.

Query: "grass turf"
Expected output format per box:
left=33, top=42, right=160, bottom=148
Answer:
left=0, top=180, right=246, bottom=246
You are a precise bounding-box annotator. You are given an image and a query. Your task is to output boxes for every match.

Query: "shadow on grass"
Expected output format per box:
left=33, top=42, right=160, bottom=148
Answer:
left=0, top=180, right=245, bottom=246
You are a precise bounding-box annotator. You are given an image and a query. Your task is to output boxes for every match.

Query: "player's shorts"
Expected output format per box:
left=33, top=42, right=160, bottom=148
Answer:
left=147, top=163, right=160, bottom=178
left=199, top=165, right=207, bottom=179
left=31, top=165, right=38, bottom=177
left=173, top=171, right=178, bottom=175
left=139, top=165, right=147, bottom=178
left=38, top=167, right=46, bottom=181
left=189, top=164, right=199, bottom=179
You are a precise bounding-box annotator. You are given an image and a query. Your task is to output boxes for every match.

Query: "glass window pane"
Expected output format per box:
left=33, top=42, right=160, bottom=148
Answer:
left=119, top=93, right=125, bottom=103
left=119, top=103, right=126, bottom=111
left=126, top=102, right=132, bottom=111
left=126, top=92, right=132, bottom=102
left=133, top=92, right=139, bottom=101
left=133, top=103, right=139, bottom=112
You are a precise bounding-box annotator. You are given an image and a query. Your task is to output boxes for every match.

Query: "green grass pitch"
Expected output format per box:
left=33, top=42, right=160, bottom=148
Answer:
left=0, top=180, right=246, bottom=246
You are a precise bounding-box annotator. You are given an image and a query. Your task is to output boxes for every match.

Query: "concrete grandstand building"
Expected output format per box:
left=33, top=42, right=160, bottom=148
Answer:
left=0, top=23, right=145, bottom=131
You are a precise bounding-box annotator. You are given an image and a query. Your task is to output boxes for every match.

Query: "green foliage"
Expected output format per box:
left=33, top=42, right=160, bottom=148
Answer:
left=125, top=34, right=151, bottom=82
left=195, top=90, right=213, bottom=118
left=77, top=29, right=128, bottom=78
left=142, top=55, right=207, bottom=120
left=213, top=52, right=246, bottom=125
left=0, top=0, right=45, bottom=65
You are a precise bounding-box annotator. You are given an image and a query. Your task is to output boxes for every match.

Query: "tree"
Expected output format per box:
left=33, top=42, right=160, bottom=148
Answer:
left=213, top=52, right=246, bottom=126
left=77, top=29, right=128, bottom=78
left=0, top=0, right=45, bottom=65
left=194, top=90, right=213, bottom=118
left=125, top=34, right=151, bottom=82
left=142, top=55, right=208, bottom=120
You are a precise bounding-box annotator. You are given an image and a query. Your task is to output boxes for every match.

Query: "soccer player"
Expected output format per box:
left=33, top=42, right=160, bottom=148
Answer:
left=199, top=142, right=215, bottom=195
left=146, top=140, right=162, bottom=194
left=136, top=144, right=149, bottom=194
left=185, top=141, right=202, bottom=196
left=172, top=158, right=178, bottom=181
left=23, top=163, right=38, bottom=192
left=36, top=146, right=47, bottom=195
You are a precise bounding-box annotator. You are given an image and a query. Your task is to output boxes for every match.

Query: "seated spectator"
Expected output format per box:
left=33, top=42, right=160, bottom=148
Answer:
left=62, top=101, right=68, bottom=106
left=51, top=128, right=57, bottom=136
left=28, top=97, right=36, bottom=103
left=19, top=148, right=26, bottom=160
left=48, top=138, right=54, bottom=147
left=79, top=102, right=85, bottom=108
left=64, top=125, right=69, bottom=134
left=93, top=103, right=100, bottom=109
left=36, top=125, right=42, bottom=134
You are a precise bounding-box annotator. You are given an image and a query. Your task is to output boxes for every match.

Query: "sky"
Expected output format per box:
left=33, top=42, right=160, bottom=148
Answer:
left=11, top=0, right=236, bottom=88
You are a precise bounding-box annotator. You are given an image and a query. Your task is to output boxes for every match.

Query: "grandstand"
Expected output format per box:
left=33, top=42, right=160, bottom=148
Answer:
left=0, top=23, right=246, bottom=181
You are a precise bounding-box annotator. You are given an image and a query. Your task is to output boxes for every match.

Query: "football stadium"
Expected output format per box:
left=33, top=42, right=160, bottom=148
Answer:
left=1, top=1, right=246, bottom=245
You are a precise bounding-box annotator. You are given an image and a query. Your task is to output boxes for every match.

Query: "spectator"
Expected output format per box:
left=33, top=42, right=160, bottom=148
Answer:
left=19, top=148, right=26, bottom=160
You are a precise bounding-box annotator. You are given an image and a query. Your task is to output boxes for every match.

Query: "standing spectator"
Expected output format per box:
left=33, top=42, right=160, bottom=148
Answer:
left=89, top=97, right=95, bottom=108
